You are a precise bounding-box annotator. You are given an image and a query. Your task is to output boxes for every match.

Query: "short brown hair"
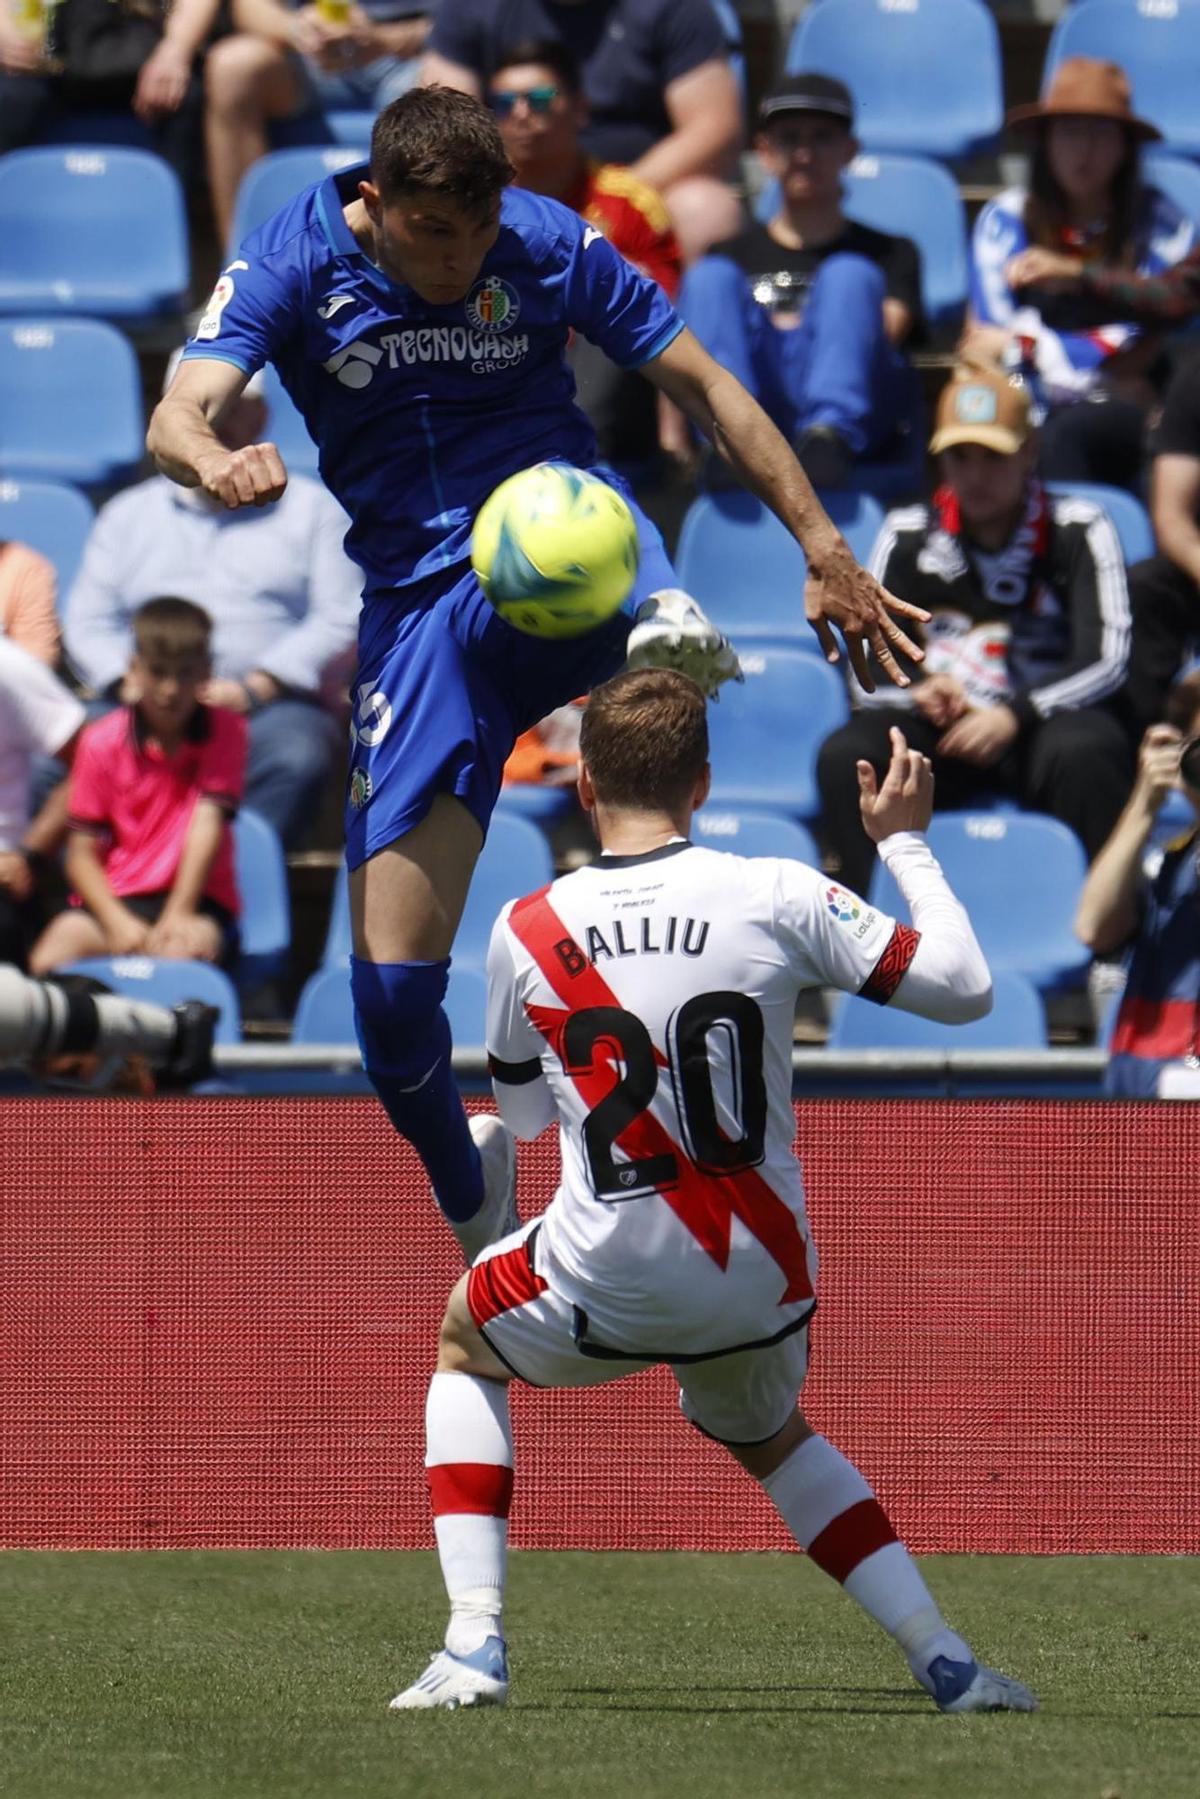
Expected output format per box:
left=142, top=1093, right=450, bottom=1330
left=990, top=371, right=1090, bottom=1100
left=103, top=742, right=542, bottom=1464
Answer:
left=580, top=669, right=708, bottom=810
left=132, top=596, right=211, bottom=666
left=370, top=87, right=514, bottom=212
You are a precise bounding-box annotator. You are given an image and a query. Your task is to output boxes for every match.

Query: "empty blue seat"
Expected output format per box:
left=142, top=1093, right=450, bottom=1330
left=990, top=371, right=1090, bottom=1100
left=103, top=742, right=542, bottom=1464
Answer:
left=1045, top=0, right=1200, bottom=156
left=63, top=957, right=242, bottom=1044
left=322, top=811, right=556, bottom=968
left=706, top=648, right=849, bottom=821
left=675, top=488, right=884, bottom=647
left=828, top=969, right=1046, bottom=1050
left=1044, top=481, right=1155, bottom=566
left=232, top=808, right=291, bottom=987
left=693, top=807, right=820, bottom=866
left=272, top=109, right=376, bottom=150
left=0, top=477, right=94, bottom=599
left=293, top=960, right=490, bottom=1046
left=0, top=148, right=188, bottom=322
left=754, top=153, right=969, bottom=338
left=0, top=319, right=143, bottom=488
left=869, top=811, right=1091, bottom=991
left=787, top=0, right=1003, bottom=160
left=261, top=364, right=320, bottom=479
left=229, top=146, right=367, bottom=254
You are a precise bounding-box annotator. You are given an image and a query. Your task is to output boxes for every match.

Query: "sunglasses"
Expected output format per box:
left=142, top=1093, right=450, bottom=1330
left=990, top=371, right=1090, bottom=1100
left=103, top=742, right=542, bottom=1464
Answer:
left=490, top=85, right=561, bottom=118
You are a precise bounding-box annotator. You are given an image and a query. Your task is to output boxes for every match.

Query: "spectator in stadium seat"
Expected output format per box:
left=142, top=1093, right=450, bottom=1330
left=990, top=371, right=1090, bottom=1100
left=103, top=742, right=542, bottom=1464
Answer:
left=816, top=364, right=1133, bottom=894
left=1124, top=355, right=1200, bottom=735
left=30, top=597, right=245, bottom=976
left=1075, top=674, right=1200, bottom=1097
left=0, top=636, right=83, bottom=969
left=204, top=0, right=431, bottom=246
left=0, top=0, right=219, bottom=180
left=488, top=37, right=680, bottom=470
left=421, top=0, right=743, bottom=262
left=63, top=359, right=358, bottom=850
left=0, top=539, right=59, bottom=666
left=679, top=74, right=923, bottom=490
left=966, top=58, right=1197, bottom=496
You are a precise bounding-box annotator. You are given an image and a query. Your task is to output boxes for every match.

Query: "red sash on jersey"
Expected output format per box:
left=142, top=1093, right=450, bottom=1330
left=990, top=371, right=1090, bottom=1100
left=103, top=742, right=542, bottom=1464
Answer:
left=506, top=888, right=813, bottom=1306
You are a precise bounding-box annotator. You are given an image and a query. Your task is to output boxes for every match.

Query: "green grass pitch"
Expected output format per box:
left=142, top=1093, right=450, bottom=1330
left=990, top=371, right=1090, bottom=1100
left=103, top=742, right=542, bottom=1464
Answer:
left=1, top=1551, right=1197, bottom=1798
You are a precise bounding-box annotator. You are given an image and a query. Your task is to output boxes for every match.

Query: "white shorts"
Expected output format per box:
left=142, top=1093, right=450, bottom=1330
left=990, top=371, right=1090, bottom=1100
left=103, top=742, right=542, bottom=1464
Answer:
left=466, top=1221, right=813, bottom=1447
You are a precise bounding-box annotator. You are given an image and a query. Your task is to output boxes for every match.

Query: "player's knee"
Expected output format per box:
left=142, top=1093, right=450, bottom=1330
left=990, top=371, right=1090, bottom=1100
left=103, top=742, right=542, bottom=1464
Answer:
left=349, top=955, right=450, bottom=1082
left=730, top=1407, right=814, bottom=1480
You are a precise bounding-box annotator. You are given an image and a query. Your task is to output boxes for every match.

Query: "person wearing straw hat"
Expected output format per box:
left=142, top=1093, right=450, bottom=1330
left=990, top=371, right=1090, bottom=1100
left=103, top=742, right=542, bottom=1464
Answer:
left=965, top=57, right=1196, bottom=493
left=815, top=363, right=1134, bottom=895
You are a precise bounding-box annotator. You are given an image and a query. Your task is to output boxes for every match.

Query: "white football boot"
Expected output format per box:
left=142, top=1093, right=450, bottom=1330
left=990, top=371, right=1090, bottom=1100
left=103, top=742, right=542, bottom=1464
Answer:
left=389, top=1635, right=510, bottom=1712
left=451, top=1114, right=519, bottom=1266
left=923, top=1653, right=1039, bottom=1714
left=624, top=588, right=743, bottom=698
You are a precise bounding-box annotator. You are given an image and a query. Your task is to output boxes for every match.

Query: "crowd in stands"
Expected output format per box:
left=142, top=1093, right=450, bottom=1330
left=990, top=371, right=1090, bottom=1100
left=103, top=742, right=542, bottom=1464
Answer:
left=2, top=0, right=1200, bottom=1081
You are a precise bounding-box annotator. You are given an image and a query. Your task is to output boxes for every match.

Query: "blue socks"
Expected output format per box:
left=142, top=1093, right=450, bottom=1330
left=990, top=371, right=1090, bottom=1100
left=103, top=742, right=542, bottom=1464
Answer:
left=350, top=956, right=483, bottom=1222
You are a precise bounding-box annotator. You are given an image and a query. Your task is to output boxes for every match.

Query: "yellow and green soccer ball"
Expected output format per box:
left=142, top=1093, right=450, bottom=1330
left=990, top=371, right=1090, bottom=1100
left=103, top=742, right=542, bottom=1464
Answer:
left=471, top=461, right=640, bottom=639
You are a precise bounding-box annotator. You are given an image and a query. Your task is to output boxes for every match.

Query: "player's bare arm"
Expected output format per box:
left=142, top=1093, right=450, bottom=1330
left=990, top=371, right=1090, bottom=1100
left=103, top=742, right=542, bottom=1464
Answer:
left=147, top=359, right=288, bottom=509
left=644, top=328, right=929, bottom=690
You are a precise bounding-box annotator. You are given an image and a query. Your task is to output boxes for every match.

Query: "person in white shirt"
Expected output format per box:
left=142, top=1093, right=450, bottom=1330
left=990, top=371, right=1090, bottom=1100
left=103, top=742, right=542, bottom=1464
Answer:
left=388, top=666, right=1037, bottom=1718
left=0, top=638, right=84, bottom=967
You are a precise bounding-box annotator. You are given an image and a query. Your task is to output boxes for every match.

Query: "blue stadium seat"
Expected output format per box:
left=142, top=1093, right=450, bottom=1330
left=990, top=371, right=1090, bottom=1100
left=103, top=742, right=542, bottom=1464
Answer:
left=34, top=114, right=156, bottom=153
left=786, top=0, right=1003, bottom=160
left=293, top=960, right=489, bottom=1046
left=1144, top=149, right=1200, bottom=227
left=0, top=478, right=94, bottom=600
left=693, top=807, right=820, bottom=865
left=869, top=811, right=1092, bottom=991
left=1044, top=0, right=1200, bottom=156
left=292, top=965, right=355, bottom=1043
left=322, top=811, right=555, bottom=968
left=1043, top=482, right=1155, bottom=566
left=229, top=146, right=367, bottom=254
left=827, top=969, right=1046, bottom=1050
left=675, top=488, right=884, bottom=646
left=0, top=148, right=188, bottom=322
left=494, top=783, right=575, bottom=826
left=753, top=153, right=969, bottom=338
left=0, top=319, right=144, bottom=488
left=705, top=648, right=850, bottom=821
left=63, top=957, right=242, bottom=1044
left=232, top=808, right=291, bottom=988
left=272, top=109, right=375, bottom=150
left=261, top=364, right=320, bottom=478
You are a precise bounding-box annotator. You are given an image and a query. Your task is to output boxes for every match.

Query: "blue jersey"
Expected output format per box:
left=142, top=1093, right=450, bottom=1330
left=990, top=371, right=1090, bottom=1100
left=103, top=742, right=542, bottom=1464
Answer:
left=182, top=173, right=684, bottom=597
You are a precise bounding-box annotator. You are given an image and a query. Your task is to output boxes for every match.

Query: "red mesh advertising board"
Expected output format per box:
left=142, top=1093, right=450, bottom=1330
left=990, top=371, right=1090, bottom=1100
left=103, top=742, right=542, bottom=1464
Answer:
left=2, top=1098, right=1196, bottom=1553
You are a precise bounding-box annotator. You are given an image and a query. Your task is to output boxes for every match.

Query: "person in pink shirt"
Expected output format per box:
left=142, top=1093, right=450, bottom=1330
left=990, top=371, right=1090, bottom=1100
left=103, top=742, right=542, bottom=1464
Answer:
left=29, top=597, right=245, bottom=975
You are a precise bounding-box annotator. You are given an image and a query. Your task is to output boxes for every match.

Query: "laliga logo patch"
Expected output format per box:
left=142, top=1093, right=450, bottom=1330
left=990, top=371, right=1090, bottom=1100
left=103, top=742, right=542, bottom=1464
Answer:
left=195, top=260, right=246, bottom=341
left=826, top=884, right=860, bottom=924
left=465, top=276, right=520, bottom=332
left=954, top=385, right=998, bottom=425
left=348, top=767, right=373, bottom=810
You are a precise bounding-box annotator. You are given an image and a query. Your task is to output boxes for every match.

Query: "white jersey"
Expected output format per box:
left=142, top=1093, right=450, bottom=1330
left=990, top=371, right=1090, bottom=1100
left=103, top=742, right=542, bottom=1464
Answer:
left=486, top=841, right=915, bottom=1357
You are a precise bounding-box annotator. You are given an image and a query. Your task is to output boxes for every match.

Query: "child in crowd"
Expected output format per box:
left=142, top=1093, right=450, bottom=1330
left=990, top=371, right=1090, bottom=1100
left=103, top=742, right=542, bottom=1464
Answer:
left=29, top=597, right=245, bottom=975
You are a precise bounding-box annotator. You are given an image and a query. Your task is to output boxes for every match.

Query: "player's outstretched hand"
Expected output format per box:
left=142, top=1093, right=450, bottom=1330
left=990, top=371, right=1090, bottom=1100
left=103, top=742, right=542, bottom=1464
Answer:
left=195, top=443, right=288, bottom=510
left=804, top=535, right=929, bottom=693
left=857, top=725, right=934, bottom=842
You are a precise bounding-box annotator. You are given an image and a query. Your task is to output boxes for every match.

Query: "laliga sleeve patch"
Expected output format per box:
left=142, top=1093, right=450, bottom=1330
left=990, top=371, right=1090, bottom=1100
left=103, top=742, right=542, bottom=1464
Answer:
left=195, top=260, right=246, bottom=341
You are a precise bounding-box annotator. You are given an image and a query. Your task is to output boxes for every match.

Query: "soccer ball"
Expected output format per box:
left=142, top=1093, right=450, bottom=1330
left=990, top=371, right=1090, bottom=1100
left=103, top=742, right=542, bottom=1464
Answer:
left=471, top=461, right=640, bottom=639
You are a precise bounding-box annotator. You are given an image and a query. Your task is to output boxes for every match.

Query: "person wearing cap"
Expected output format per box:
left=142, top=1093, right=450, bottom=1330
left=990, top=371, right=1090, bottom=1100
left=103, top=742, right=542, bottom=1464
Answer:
left=966, top=56, right=1196, bottom=494
left=61, top=353, right=360, bottom=850
left=815, top=365, right=1133, bottom=894
left=678, top=73, right=923, bottom=489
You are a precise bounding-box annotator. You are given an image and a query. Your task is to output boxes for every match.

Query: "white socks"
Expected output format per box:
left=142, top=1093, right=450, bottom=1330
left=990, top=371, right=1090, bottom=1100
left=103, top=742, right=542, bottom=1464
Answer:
left=425, top=1371, right=513, bottom=1657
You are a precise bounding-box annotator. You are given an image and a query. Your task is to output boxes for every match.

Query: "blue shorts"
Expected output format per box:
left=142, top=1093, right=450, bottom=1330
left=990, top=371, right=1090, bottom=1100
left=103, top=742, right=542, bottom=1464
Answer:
left=343, top=481, right=675, bottom=869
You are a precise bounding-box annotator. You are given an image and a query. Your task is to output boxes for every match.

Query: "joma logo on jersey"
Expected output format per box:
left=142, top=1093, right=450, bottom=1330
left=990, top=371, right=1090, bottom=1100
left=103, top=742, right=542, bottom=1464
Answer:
left=465, top=276, right=520, bottom=331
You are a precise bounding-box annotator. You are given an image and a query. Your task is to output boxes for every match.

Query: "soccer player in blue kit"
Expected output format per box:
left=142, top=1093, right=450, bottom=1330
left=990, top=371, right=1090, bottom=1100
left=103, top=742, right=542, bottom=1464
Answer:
left=147, top=87, right=928, bottom=1262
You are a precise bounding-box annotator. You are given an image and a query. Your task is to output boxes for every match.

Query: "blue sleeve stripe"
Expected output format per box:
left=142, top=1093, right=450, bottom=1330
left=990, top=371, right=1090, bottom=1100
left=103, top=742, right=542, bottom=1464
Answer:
left=621, top=314, right=686, bottom=370
left=179, top=350, right=256, bottom=374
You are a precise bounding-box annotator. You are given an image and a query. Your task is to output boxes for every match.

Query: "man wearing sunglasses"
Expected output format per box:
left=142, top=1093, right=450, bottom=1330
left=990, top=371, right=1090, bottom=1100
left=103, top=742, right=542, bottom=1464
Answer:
left=488, top=37, right=680, bottom=470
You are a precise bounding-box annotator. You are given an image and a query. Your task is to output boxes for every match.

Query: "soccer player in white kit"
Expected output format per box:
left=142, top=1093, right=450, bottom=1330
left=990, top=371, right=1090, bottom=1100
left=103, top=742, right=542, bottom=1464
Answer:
left=391, top=668, right=1037, bottom=1717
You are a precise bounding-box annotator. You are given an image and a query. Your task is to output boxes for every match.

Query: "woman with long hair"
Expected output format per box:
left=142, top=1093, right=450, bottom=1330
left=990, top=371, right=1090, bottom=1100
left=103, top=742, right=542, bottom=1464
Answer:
left=966, top=57, right=1196, bottom=491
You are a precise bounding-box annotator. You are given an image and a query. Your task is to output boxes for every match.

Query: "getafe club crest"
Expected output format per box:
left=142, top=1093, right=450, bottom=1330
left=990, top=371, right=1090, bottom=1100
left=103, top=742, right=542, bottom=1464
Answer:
left=348, top=767, right=373, bottom=810
left=465, top=276, right=521, bottom=332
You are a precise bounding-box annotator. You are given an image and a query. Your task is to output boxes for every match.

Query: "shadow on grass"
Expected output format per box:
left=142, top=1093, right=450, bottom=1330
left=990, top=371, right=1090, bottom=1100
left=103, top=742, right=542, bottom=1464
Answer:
left=545, top=1684, right=931, bottom=1717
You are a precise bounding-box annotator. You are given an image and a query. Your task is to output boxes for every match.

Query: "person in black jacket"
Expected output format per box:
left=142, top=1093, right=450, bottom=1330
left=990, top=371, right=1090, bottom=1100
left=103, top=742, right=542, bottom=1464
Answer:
left=816, top=364, right=1133, bottom=892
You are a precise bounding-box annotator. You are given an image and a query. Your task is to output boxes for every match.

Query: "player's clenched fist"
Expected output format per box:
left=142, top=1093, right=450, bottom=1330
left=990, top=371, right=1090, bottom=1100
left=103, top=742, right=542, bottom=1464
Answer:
left=195, top=443, right=288, bottom=509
